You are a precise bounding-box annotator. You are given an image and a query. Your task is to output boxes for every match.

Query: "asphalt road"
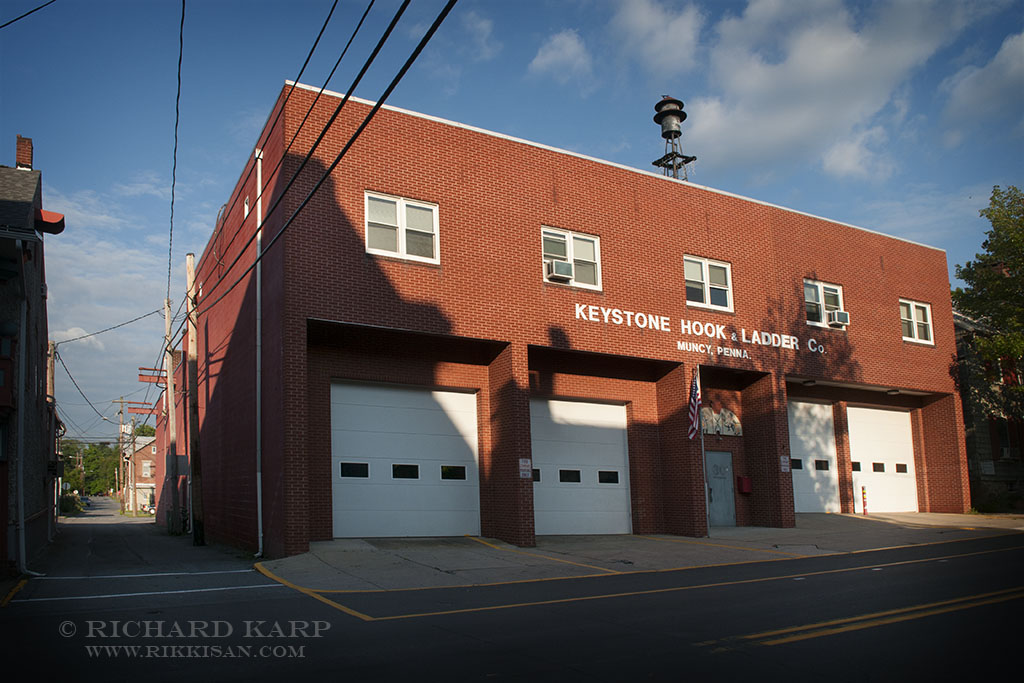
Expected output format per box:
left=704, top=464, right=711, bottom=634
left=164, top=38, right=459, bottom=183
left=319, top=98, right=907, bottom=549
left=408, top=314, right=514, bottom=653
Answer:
left=2, top=498, right=1020, bottom=681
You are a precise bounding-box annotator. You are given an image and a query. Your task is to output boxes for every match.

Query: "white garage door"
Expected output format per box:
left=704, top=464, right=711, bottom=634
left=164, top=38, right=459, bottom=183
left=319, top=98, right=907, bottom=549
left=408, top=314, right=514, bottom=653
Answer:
left=530, top=399, right=631, bottom=535
left=331, top=383, right=480, bottom=537
left=848, top=406, right=918, bottom=513
left=787, top=401, right=841, bottom=513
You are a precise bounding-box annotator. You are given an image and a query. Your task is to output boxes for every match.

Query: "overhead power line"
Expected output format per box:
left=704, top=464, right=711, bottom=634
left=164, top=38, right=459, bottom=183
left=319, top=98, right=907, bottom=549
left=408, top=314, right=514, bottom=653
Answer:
left=203, top=0, right=372, bottom=298
left=196, top=0, right=444, bottom=321
left=167, top=0, right=186, bottom=301
left=0, top=0, right=56, bottom=30
left=54, top=308, right=162, bottom=347
left=55, top=351, right=109, bottom=422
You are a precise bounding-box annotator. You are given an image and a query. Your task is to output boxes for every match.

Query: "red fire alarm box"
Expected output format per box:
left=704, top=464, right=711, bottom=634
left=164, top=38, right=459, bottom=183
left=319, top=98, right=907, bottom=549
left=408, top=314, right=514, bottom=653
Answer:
left=736, top=476, right=752, bottom=494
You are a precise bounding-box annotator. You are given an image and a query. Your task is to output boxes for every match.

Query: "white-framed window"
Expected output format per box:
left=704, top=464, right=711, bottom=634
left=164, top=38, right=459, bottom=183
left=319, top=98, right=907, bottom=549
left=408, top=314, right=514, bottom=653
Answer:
left=684, top=256, right=732, bottom=312
left=899, top=299, right=933, bottom=344
left=804, top=279, right=845, bottom=327
left=364, top=192, right=439, bottom=264
left=151, top=445, right=157, bottom=454
left=541, top=227, right=601, bottom=289
left=142, top=461, right=154, bottom=478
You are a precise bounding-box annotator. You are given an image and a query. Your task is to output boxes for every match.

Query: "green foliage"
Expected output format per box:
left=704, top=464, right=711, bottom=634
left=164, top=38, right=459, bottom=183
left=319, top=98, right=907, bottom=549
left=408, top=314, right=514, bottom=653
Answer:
left=59, top=494, right=83, bottom=515
left=80, top=442, right=119, bottom=495
left=953, top=185, right=1024, bottom=420
left=135, top=424, right=156, bottom=437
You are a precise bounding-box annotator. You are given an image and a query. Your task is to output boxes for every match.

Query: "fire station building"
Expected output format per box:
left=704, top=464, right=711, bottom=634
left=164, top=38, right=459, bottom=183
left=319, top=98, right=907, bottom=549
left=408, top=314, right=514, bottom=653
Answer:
left=186, top=82, right=969, bottom=558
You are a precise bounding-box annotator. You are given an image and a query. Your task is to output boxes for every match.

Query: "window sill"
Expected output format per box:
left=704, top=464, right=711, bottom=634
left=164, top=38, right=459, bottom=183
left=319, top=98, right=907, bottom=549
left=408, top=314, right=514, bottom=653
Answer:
left=901, top=337, right=935, bottom=347
left=685, top=301, right=734, bottom=315
left=542, top=280, right=603, bottom=293
left=366, top=251, right=441, bottom=268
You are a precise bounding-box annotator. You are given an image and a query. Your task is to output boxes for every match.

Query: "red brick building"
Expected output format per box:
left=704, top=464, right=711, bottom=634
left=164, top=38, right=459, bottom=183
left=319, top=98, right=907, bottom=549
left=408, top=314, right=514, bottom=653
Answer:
left=181, top=82, right=969, bottom=558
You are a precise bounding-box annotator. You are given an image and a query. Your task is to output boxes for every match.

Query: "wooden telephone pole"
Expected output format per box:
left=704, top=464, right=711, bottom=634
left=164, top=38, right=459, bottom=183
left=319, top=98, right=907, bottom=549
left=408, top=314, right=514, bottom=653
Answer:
left=186, top=253, right=204, bottom=545
left=164, top=298, right=182, bottom=534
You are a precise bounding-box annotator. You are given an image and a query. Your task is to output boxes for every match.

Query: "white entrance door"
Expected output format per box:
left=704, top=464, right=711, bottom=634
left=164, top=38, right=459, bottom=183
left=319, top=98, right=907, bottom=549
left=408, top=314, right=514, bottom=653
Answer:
left=705, top=451, right=736, bottom=526
left=331, top=382, right=480, bottom=537
left=530, top=399, right=631, bottom=535
left=787, top=400, right=841, bottom=512
left=848, top=406, right=918, bottom=513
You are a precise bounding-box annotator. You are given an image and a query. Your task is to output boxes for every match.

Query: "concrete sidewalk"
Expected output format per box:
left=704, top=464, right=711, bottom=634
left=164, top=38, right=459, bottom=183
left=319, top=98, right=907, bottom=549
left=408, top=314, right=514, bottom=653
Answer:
left=257, top=512, right=1024, bottom=592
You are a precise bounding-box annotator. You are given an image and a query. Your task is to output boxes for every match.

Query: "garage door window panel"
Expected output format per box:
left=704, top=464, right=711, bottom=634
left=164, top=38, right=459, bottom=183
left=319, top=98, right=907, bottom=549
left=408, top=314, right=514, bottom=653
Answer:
left=392, top=464, right=420, bottom=479
left=340, top=462, right=369, bottom=478
left=441, top=465, right=467, bottom=480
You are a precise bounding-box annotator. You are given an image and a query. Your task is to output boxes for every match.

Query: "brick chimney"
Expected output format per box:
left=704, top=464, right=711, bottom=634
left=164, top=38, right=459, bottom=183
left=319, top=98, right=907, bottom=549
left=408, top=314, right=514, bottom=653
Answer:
left=16, top=135, right=33, bottom=170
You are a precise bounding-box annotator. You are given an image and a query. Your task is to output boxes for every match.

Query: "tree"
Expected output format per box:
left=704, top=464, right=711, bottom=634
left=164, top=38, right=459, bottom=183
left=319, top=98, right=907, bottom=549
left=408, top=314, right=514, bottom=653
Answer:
left=953, top=185, right=1024, bottom=419
left=135, top=424, right=156, bottom=437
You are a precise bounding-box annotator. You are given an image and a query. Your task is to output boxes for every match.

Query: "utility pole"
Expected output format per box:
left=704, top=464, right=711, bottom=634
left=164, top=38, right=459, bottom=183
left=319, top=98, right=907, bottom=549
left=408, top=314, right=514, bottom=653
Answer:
left=129, top=417, right=137, bottom=514
left=186, top=253, right=204, bottom=545
left=118, top=397, right=124, bottom=508
left=165, top=298, right=182, bottom=534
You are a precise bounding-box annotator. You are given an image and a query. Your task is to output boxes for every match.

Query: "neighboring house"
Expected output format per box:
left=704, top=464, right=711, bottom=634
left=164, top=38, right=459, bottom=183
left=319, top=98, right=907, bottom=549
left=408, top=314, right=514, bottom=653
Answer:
left=170, top=83, right=969, bottom=558
left=954, top=310, right=1024, bottom=510
left=0, top=136, right=64, bottom=574
left=124, top=435, right=156, bottom=512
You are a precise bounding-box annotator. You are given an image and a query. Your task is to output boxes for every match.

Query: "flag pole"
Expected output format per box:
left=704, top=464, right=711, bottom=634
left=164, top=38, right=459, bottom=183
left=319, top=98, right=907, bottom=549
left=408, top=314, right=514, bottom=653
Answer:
left=697, top=365, right=710, bottom=537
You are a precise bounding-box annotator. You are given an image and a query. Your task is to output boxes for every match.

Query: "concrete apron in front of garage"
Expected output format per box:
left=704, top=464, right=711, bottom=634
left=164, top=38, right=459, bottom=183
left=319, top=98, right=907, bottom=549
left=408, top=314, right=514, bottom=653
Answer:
left=257, top=512, right=1024, bottom=592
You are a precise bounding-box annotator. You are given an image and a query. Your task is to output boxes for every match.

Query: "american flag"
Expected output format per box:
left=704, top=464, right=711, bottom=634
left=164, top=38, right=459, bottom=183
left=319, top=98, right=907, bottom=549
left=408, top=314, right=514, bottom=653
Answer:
left=687, top=368, right=702, bottom=440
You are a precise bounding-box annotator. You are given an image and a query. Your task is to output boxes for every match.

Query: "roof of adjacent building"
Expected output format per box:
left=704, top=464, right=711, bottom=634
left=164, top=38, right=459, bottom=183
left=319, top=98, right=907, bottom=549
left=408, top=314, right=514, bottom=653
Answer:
left=0, top=165, right=41, bottom=231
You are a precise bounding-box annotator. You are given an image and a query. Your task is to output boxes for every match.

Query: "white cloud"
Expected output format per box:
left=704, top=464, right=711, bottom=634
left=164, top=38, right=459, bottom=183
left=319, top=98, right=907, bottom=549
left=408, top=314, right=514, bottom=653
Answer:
left=941, top=31, right=1024, bottom=142
left=462, top=10, right=501, bottom=61
left=528, top=29, right=593, bottom=86
left=609, top=0, right=704, bottom=74
left=822, top=127, right=894, bottom=180
left=854, top=181, right=993, bottom=248
left=112, top=170, right=170, bottom=200
left=53, top=327, right=106, bottom=351
left=44, top=186, right=129, bottom=231
left=687, top=0, right=978, bottom=173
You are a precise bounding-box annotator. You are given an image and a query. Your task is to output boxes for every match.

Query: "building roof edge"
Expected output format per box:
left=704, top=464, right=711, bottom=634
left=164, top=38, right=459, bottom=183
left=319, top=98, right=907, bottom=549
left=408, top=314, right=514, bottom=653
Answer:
left=285, top=80, right=946, bottom=255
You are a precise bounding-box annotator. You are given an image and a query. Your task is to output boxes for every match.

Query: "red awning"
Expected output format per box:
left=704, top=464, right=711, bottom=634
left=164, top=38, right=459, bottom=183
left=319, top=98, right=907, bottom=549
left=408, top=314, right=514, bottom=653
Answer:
left=35, top=208, right=65, bottom=234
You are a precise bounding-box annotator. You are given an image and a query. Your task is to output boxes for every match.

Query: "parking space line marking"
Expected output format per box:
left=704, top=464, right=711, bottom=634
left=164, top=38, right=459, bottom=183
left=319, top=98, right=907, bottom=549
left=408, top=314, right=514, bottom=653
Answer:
left=638, top=535, right=809, bottom=557
left=357, top=543, right=1024, bottom=621
left=466, top=536, right=620, bottom=574
left=36, top=569, right=255, bottom=580
left=1, top=579, right=28, bottom=608
left=255, top=562, right=375, bottom=622
left=11, top=583, right=285, bottom=603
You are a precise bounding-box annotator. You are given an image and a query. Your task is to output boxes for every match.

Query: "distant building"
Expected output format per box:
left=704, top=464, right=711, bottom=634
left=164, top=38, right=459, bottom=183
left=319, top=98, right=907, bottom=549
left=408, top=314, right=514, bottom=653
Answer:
left=124, top=435, right=156, bottom=513
left=0, top=136, right=64, bottom=574
left=167, top=83, right=969, bottom=558
left=954, top=311, right=1024, bottom=510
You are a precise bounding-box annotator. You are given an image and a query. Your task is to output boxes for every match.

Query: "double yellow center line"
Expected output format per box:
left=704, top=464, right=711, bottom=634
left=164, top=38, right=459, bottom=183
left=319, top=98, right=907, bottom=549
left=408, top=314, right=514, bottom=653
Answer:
left=706, top=586, right=1024, bottom=649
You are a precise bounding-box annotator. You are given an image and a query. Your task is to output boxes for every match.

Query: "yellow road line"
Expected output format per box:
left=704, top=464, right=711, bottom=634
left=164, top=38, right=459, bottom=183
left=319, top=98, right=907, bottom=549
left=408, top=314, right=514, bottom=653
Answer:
left=254, top=562, right=375, bottom=622
left=1, top=579, right=28, bottom=608
left=759, top=588, right=1024, bottom=646
left=365, top=543, right=1024, bottom=621
left=638, top=535, right=809, bottom=557
left=465, top=535, right=620, bottom=574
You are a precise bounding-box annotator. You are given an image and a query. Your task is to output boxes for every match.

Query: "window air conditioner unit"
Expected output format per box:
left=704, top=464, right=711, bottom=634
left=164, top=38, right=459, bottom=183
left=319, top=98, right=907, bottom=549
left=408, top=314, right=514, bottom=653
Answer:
left=545, top=260, right=574, bottom=282
left=827, top=310, right=850, bottom=327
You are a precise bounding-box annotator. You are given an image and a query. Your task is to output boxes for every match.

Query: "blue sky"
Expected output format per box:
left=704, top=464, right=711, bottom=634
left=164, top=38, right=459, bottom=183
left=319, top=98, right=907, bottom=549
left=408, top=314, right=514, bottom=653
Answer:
left=1, top=0, right=1021, bottom=440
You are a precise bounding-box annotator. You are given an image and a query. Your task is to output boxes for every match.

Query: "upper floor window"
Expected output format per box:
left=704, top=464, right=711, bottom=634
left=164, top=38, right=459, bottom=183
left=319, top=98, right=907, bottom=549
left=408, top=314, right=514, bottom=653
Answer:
left=804, top=279, right=846, bottom=328
left=541, top=228, right=601, bottom=289
left=365, top=192, right=439, bottom=264
left=684, top=256, right=732, bottom=312
left=899, top=299, right=933, bottom=344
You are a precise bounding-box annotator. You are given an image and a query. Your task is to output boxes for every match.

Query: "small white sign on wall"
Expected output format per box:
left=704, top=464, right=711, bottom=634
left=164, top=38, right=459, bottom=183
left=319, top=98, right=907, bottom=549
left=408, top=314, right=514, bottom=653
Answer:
left=780, top=456, right=790, bottom=473
left=519, top=458, right=533, bottom=479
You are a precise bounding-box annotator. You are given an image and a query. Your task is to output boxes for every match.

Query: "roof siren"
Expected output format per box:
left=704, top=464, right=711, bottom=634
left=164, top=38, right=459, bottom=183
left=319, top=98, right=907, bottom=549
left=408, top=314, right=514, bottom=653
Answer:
left=652, top=96, right=696, bottom=180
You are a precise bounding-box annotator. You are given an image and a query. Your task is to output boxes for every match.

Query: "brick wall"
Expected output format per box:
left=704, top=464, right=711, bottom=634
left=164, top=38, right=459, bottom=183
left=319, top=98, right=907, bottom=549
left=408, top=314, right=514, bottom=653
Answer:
left=184, top=84, right=969, bottom=556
